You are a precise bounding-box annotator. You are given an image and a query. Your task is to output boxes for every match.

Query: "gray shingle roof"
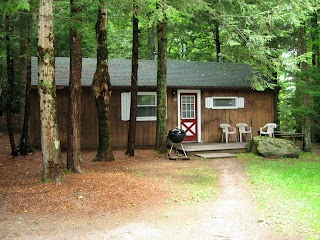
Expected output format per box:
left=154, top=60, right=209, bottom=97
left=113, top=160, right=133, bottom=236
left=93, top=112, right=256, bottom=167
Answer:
left=31, top=57, right=254, bottom=88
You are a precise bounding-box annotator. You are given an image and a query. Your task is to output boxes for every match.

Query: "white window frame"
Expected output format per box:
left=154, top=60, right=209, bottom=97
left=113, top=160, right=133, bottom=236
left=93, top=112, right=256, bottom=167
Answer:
left=181, top=95, right=196, bottom=119
left=205, top=97, right=244, bottom=109
left=121, top=92, right=159, bottom=121
left=136, top=92, right=157, bottom=121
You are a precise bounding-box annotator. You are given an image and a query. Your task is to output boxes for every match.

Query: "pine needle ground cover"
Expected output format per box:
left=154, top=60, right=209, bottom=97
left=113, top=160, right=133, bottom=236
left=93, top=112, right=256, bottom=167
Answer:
left=245, top=153, right=320, bottom=239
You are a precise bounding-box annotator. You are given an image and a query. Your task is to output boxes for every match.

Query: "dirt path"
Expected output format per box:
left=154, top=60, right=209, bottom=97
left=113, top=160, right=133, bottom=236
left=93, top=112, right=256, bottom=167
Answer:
left=1, top=140, right=301, bottom=240
left=92, top=159, right=288, bottom=240
left=2, top=159, right=292, bottom=240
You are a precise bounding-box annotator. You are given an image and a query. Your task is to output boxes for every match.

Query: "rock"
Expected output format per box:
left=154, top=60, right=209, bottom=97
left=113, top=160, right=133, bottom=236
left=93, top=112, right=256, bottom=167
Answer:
left=246, top=136, right=300, bottom=158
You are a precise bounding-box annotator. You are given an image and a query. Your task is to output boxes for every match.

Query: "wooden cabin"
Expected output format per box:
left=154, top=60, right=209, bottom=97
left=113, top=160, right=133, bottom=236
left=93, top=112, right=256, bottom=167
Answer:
left=30, top=57, right=278, bottom=149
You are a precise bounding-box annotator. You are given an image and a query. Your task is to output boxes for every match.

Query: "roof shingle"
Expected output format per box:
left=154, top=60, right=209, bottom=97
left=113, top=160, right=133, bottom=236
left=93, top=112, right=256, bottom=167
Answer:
left=31, top=57, right=253, bottom=88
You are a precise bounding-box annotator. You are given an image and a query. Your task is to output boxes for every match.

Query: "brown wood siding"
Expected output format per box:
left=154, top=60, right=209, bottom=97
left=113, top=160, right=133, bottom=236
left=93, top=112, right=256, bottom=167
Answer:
left=201, top=88, right=275, bottom=143
left=57, top=89, right=69, bottom=148
left=29, top=88, right=70, bottom=149
left=111, top=89, right=158, bottom=147
left=29, top=90, right=41, bottom=146
left=80, top=88, right=98, bottom=148
left=29, top=87, right=275, bottom=149
left=166, top=89, right=179, bottom=131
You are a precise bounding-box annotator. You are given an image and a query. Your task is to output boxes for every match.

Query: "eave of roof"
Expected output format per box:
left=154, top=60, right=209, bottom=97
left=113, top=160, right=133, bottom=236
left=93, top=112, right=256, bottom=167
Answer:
left=31, top=57, right=254, bottom=88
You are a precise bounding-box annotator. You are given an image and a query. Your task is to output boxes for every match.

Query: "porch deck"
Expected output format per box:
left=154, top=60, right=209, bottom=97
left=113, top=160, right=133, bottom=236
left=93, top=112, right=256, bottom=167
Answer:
left=171, top=141, right=248, bottom=159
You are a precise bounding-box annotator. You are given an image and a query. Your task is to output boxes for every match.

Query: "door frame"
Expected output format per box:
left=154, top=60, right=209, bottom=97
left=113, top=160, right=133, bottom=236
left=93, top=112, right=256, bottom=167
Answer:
left=177, top=89, right=202, bottom=142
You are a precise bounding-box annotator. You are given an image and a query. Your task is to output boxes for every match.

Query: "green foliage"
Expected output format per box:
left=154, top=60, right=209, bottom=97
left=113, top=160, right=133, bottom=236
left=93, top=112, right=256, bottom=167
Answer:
left=294, top=67, right=320, bottom=135
left=53, top=1, right=70, bottom=57
left=0, top=1, right=37, bottom=114
left=41, top=177, right=50, bottom=183
left=246, top=156, right=320, bottom=237
left=0, top=0, right=30, bottom=17
left=278, top=89, right=297, bottom=132
left=135, top=170, right=143, bottom=178
left=166, top=13, right=216, bottom=61
left=2, top=0, right=320, bottom=141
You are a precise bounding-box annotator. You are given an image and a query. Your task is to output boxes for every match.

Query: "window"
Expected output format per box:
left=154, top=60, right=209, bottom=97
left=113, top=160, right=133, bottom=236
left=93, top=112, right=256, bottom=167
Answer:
left=121, top=92, right=158, bottom=121
left=213, top=98, right=237, bottom=108
left=137, top=93, right=157, bottom=120
left=205, top=97, right=244, bottom=109
left=181, top=95, right=195, bottom=119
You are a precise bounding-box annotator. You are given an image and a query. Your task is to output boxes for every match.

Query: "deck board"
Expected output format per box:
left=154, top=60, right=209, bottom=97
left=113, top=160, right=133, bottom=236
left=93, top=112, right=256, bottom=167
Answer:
left=195, top=153, right=236, bottom=159
left=175, top=142, right=247, bottom=152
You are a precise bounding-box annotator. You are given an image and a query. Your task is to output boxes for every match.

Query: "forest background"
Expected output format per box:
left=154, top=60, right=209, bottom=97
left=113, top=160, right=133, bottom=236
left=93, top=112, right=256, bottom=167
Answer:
left=1, top=0, right=320, bottom=179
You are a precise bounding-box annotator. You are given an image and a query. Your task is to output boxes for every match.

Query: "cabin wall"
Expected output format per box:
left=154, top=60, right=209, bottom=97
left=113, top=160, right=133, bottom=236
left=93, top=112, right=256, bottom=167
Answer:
left=111, top=88, right=158, bottom=147
left=29, top=87, right=178, bottom=149
left=29, top=87, right=275, bottom=149
left=201, top=88, right=275, bottom=142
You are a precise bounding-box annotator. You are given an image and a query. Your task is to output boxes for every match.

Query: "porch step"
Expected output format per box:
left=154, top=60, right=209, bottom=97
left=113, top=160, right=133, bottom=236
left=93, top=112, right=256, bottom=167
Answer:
left=195, top=152, right=236, bottom=159
left=175, top=142, right=247, bottom=155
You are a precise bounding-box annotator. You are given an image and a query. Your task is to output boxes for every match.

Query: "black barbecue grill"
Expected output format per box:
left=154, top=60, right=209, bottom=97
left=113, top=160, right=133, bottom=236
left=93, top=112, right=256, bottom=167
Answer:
left=167, top=128, right=189, bottom=159
left=168, top=128, right=186, bottom=143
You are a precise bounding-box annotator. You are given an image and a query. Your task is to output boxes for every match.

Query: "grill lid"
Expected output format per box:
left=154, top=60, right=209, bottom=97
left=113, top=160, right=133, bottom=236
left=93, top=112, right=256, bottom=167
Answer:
left=168, top=128, right=186, bottom=143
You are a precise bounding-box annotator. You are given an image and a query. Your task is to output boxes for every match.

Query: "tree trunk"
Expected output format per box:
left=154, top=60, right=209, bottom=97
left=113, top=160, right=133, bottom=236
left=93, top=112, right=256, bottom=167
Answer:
left=0, top=19, right=4, bottom=117
left=311, top=11, right=320, bottom=142
left=38, top=0, right=65, bottom=181
left=126, top=2, right=139, bottom=156
left=147, top=25, right=156, bottom=60
left=0, top=73, right=3, bottom=117
left=5, top=14, right=18, bottom=156
left=213, top=20, right=221, bottom=62
left=311, top=12, right=319, bottom=67
left=92, top=0, right=114, bottom=162
left=19, top=10, right=32, bottom=155
left=155, top=1, right=168, bottom=154
left=298, top=24, right=312, bottom=152
left=67, top=0, right=82, bottom=173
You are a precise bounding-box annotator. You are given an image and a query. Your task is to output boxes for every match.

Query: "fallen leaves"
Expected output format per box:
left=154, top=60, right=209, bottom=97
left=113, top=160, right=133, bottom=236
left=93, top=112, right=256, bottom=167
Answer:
left=0, top=140, right=170, bottom=217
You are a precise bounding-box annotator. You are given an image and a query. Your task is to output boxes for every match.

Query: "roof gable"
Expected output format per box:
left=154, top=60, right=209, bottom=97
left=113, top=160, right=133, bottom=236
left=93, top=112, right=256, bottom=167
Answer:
left=31, top=57, right=254, bottom=88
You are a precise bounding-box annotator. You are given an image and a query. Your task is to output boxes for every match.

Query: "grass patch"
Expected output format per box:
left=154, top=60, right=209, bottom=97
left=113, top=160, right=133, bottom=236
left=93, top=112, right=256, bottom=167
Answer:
left=176, top=166, right=217, bottom=202
left=244, top=153, right=320, bottom=238
left=135, top=170, right=143, bottom=178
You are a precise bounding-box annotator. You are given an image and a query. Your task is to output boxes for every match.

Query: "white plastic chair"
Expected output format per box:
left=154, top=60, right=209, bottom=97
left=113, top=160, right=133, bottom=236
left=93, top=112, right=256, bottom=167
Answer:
left=236, top=123, right=253, bottom=142
left=260, top=123, right=277, bottom=137
left=220, top=123, right=237, bottom=143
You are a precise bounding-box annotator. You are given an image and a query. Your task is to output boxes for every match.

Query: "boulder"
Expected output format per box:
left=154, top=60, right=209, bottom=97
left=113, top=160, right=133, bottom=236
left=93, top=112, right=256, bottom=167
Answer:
left=246, top=136, right=300, bottom=158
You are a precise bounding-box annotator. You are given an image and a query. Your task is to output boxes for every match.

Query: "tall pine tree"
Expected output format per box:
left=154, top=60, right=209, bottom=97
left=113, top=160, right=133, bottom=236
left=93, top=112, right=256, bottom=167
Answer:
left=38, top=0, right=65, bottom=181
left=92, top=0, right=114, bottom=162
left=67, top=0, right=83, bottom=172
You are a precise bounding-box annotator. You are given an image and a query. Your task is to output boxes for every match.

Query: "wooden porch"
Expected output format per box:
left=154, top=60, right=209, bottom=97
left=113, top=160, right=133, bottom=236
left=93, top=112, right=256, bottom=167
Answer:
left=169, top=141, right=248, bottom=159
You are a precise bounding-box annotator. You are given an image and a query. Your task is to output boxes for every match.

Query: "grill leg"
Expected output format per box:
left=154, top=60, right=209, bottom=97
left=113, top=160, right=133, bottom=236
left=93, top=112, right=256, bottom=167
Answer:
left=169, top=144, right=174, bottom=155
left=180, top=143, right=188, bottom=158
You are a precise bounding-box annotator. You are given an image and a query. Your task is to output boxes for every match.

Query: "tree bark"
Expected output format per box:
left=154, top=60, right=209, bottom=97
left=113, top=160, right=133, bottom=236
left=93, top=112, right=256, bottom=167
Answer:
left=38, top=0, right=65, bottom=181
left=67, top=0, right=82, bottom=173
left=213, top=20, right=221, bottom=62
left=155, top=1, right=168, bottom=154
left=5, top=14, right=18, bottom=156
left=147, top=25, right=156, bottom=60
left=311, top=11, right=320, bottom=142
left=311, top=12, right=319, bottom=67
left=126, top=2, right=139, bottom=156
left=298, top=24, right=312, bottom=152
left=19, top=10, right=32, bottom=155
left=92, top=0, right=114, bottom=162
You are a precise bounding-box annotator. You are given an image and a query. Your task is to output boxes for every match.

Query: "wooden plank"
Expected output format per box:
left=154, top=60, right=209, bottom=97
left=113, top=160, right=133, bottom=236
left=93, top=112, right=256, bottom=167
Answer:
left=195, top=153, right=236, bottom=159
left=169, top=156, right=190, bottom=160
left=177, top=142, right=247, bottom=152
